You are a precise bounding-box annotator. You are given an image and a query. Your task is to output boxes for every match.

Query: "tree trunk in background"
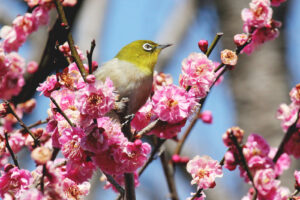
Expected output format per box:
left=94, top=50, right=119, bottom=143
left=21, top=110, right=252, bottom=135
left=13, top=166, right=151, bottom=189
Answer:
left=214, top=0, right=296, bottom=191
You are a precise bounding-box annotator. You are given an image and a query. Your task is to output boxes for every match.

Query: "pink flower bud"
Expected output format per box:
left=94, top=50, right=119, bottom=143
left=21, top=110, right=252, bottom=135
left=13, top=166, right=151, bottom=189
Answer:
left=222, top=126, right=244, bottom=147
left=234, top=33, right=248, bottom=47
left=221, top=49, right=238, bottom=66
left=172, top=154, right=181, bottom=163
left=199, top=110, right=213, bottom=124
left=198, top=40, right=208, bottom=53
left=27, top=61, right=38, bottom=74
left=86, top=74, right=96, bottom=83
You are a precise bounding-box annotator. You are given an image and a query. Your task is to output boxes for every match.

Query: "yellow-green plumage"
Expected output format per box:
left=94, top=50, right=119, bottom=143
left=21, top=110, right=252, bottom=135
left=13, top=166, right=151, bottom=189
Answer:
left=94, top=40, right=171, bottom=115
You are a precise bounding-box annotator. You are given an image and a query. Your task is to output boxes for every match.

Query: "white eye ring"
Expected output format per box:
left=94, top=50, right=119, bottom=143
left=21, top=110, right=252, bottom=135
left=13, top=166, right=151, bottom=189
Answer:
left=143, top=43, right=153, bottom=52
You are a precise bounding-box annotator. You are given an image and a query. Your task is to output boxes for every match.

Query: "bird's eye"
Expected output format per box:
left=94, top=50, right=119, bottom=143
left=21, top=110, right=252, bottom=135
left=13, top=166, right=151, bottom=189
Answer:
left=143, top=43, right=153, bottom=52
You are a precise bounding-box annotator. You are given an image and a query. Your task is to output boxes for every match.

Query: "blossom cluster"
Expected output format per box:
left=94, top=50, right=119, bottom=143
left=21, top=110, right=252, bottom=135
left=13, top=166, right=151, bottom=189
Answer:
left=277, top=84, right=300, bottom=158
left=222, top=127, right=292, bottom=199
left=236, top=0, right=282, bottom=54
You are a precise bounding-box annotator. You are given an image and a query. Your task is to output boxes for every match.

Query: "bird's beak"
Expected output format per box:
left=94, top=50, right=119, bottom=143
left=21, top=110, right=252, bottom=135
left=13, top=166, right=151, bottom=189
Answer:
left=157, top=44, right=172, bottom=50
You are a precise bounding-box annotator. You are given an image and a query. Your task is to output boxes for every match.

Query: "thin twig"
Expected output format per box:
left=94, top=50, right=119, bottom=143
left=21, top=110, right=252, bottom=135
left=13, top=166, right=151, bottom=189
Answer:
left=4, top=131, right=20, bottom=168
left=138, top=139, right=165, bottom=176
left=191, top=188, right=203, bottom=200
left=40, top=164, right=46, bottom=193
left=136, top=119, right=161, bottom=139
left=103, top=172, right=125, bottom=196
left=50, top=97, right=74, bottom=127
left=229, top=131, right=257, bottom=199
left=160, top=151, right=179, bottom=200
left=19, top=120, right=48, bottom=133
left=206, top=32, right=223, bottom=57
left=87, top=40, right=96, bottom=74
left=124, top=173, right=136, bottom=200
left=54, top=0, right=87, bottom=81
left=174, top=67, right=228, bottom=155
left=288, top=189, right=299, bottom=200
left=273, top=110, right=300, bottom=163
left=4, top=101, right=40, bottom=147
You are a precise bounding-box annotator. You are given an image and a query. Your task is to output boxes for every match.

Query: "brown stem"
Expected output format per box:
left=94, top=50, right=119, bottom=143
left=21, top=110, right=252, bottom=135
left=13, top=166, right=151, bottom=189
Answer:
left=124, top=173, right=136, bottom=200
left=229, top=131, right=257, bottom=198
left=87, top=40, right=96, bottom=74
left=4, top=101, right=40, bottom=147
left=273, top=110, right=300, bottom=163
left=138, top=139, right=165, bottom=176
left=51, top=147, right=60, bottom=161
left=50, top=97, right=74, bottom=127
left=54, top=0, right=87, bottom=81
left=160, top=151, right=179, bottom=200
left=288, top=189, right=299, bottom=200
left=4, top=131, right=20, bottom=168
left=40, top=164, right=46, bottom=193
left=191, top=188, right=203, bottom=200
left=19, top=120, right=47, bottom=133
left=136, top=119, right=162, bottom=139
left=206, top=32, right=224, bottom=57
left=103, top=172, right=125, bottom=196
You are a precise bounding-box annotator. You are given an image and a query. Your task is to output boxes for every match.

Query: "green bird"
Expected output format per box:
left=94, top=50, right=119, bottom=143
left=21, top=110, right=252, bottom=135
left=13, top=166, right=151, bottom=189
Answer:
left=94, top=40, right=171, bottom=116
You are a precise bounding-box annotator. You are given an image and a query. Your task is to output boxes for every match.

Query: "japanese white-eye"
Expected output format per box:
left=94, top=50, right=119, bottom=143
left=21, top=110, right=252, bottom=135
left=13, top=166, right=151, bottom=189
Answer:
left=94, top=40, right=171, bottom=115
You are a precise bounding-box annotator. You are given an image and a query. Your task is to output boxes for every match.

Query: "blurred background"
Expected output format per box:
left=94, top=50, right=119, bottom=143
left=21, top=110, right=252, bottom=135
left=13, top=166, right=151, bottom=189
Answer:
left=0, top=0, right=299, bottom=199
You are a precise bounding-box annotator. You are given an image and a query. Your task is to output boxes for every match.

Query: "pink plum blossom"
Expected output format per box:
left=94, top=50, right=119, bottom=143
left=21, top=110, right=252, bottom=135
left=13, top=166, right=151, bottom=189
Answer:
left=81, top=117, right=124, bottom=153
left=59, top=127, right=86, bottom=162
left=0, top=164, right=33, bottom=198
left=152, top=84, right=197, bottom=123
left=152, top=71, right=173, bottom=91
left=37, top=74, right=60, bottom=97
left=284, top=131, right=300, bottom=158
left=59, top=42, right=85, bottom=61
left=241, top=0, right=272, bottom=31
left=186, top=155, right=223, bottom=189
left=0, top=52, right=25, bottom=99
left=269, top=148, right=290, bottom=176
left=222, top=126, right=245, bottom=147
left=62, top=178, right=90, bottom=199
left=65, top=160, right=95, bottom=184
left=179, top=52, right=216, bottom=98
left=277, top=103, right=298, bottom=132
left=131, top=101, right=153, bottom=131
left=75, top=78, right=116, bottom=119
left=234, top=33, right=249, bottom=47
left=289, top=84, right=300, bottom=106
left=27, top=61, right=38, bottom=74
left=243, top=133, right=270, bottom=161
left=114, top=139, right=151, bottom=173
left=254, top=169, right=280, bottom=197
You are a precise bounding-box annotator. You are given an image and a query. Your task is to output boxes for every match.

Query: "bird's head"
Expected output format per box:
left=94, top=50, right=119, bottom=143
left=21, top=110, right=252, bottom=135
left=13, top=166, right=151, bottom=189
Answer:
left=115, top=40, right=171, bottom=75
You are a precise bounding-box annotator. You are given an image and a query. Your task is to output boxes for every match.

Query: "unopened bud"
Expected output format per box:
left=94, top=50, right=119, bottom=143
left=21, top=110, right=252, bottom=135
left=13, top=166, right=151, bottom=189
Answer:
left=233, top=34, right=248, bottom=47
left=198, top=40, right=208, bottom=53
left=220, top=49, right=238, bottom=66
left=27, top=61, right=38, bottom=74
left=199, top=110, right=213, bottom=124
left=31, top=146, right=52, bottom=165
left=222, top=126, right=244, bottom=147
left=86, top=74, right=95, bottom=83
